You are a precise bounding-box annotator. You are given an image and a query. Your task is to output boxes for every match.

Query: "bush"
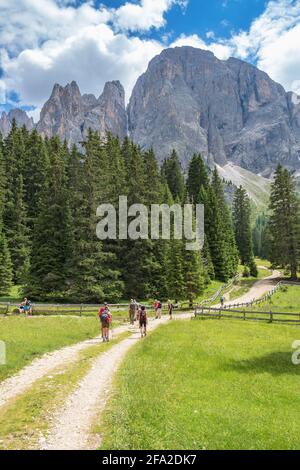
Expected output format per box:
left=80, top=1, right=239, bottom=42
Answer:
left=243, top=266, right=250, bottom=278
left=248, top=259, right=258, bottom=278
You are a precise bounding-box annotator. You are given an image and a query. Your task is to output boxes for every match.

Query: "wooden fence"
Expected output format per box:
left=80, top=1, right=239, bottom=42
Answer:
left=194, top=306, right=300, bottom=324
left=0, top=301, right=193, bottom=317
left=200, top=274, right=239, bottom=306
left=221, top=280, right=299, bottom=310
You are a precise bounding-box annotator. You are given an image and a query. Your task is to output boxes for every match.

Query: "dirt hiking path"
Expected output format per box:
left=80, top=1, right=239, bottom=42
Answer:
left=42, top=315, right=190, bottom=450
left=215, top=270, right=281, bottom=308
left=0, top=324, right=129, bottom=409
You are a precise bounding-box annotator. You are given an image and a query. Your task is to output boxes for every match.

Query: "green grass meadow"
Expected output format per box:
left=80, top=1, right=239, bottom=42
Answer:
left=0, top=316, right=101, bottom=382
left=99, top=319, right=300, bottom=450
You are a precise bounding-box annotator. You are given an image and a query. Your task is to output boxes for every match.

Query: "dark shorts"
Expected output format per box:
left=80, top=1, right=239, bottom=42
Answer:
left=139, top=320, right=147, bottom=328
left=101, top=322, right=109, bottom=328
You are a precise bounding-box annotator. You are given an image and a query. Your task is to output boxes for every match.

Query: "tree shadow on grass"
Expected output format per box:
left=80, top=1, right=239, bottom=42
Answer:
left=223, top=352, right=300, bottom=376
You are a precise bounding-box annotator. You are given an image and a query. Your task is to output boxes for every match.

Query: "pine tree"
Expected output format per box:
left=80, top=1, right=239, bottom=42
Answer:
left=268, top=165, right=300, bottom=279
left=233, top=186, right=257, bottom=276
left=205, top=169, right=239, bottom=281
left=161, top=150, right=185, bottom=202
left=182, top=205, right=205, bottom=305
left=3, top=123, right=30, bottom=282
left=23, top=129, right=50, bottom=230
left=68, top=131, right=123, bottom=302
left=186, top=154, right=209, bottom=204
left=26, top=137, right=73, bottom=300
left=0, top=136, right=13, bottom=295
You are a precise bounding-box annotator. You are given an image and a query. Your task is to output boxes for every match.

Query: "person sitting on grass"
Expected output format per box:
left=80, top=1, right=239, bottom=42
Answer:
left=138, top=305, right=148, bottom=338
left=98, top=303, right=111, bottom=343
left=19, top=298, right=32, bottom=316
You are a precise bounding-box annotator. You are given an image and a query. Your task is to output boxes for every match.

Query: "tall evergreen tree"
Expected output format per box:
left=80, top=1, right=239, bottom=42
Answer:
left=268, top=165, right=300, bottom=279
left=205, top=169, right=238, bottom=281
left=3, top=123, right=30, bottom=282
left=0, top=135, right=13, bottom=295
left=68, top=131, right=123, bottom=302
left=233, top=186, right=257, bottom=276
left=186, top=154, right=209, bottom=204
left=26, top=137, right=73, bottom=299
left=161, top=150, right=185, bottom=202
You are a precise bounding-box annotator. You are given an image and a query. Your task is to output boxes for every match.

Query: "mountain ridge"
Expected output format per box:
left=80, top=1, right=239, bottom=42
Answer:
left=1, top=46, right=300, bottom=176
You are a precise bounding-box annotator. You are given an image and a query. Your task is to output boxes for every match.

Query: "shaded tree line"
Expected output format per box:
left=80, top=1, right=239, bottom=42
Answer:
left=0, top=122, right=242, bottom=302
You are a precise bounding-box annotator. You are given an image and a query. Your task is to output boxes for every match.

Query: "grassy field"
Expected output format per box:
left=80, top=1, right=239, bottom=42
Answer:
left=251, top=285, right=300, bottom=315
left=99, top=319, right=300, bottom=450
left=0, top=316, right=102, bottom=382
left=0, top=331, right=130, bottom=450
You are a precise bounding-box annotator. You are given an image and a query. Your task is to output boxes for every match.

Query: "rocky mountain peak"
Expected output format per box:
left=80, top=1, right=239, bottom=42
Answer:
left=128, top=46, right=300, bottom=174
left=36, top=80, right=127, bottom=145
left=0, top=108, right=34, bottom=137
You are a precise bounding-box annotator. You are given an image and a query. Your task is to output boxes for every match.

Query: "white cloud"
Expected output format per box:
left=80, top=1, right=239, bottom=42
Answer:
left=1, top=0, right=300, bottom=123
left=172, top=0, right=300, bottom=92
left=171, top=34, right=232, bottom=60
left=112, top=0, right=187, bottom=32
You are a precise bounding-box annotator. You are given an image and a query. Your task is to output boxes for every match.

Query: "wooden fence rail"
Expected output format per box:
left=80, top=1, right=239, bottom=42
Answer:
left=0, top=301, right=193, bottom=316
left=194, top=306, right=300, bottom=324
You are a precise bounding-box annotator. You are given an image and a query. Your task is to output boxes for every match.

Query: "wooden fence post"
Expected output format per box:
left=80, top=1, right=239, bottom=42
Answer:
left=80, top=304, right=83, bottom=317
left=269, top=311, right=273, bottom=323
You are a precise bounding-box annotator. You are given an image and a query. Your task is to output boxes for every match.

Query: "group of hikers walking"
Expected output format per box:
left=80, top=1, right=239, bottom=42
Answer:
left=98, top=299, right=175, bottom=342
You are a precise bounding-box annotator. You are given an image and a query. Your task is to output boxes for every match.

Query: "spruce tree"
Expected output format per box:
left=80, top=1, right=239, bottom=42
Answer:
left=3, top=123, right=30, bottom=282
left=205, top=169, right=239, bottom=281
left=26, top=137, right=73, bottom=300
left=0, top=136, right=13, bottom=295
left=268, top=165, right=300, bottom=279
left=233, top=186, right=257, bottom=276
left=186, top=154, right=209, bottom=204
left=68, top=131, right=123, bottom=302
left=161, top=150, right=185, bottom=202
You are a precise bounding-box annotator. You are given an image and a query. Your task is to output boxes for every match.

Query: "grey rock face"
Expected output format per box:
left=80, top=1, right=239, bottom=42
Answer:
left=0, top=109, right=34, bottom=137
left=128, top=47, right=300, bottom=173
left=36, top=80, right=127, bottom=146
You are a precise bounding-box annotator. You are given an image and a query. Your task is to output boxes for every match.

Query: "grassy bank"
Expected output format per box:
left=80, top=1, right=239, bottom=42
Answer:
left=0, top=331, right=130, bottom=450
left=0, top=317, right=102, bottom=382
left=252, top=285, right=300, bottom=314
left=99, top=320, right=300, bottom=450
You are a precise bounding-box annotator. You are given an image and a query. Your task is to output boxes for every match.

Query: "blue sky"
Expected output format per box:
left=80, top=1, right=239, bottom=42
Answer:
left=1, top=0, right=300, bottom=119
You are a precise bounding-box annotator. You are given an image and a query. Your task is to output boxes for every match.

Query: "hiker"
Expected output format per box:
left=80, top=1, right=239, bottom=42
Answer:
left=98, top=303, right=111, bottom=342
left=129, top=299, right=137, bottom=325
left=153, top=300, right=162, bottom=319
left=168, top=300, right=174, bottom=320
left=220, top=296, right=225, bottom=308
left=19, top=298, right=32, bottom=315
left=138, top=305, right=148, bottom=338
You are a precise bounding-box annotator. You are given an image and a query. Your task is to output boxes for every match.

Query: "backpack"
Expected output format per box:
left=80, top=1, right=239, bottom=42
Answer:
left=101, top=311, right=110, bottom=324
left=157, top=301, right=162, bottom=309
left=129, top=303, right=136, bottom=314
left=140, top=309, right=147, bottom=321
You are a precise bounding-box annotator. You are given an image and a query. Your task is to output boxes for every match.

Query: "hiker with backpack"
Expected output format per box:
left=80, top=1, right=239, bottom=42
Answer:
left=153, top=300, right=162, bottom=319
left=168, top=300, right=174, bottom=320
left=138, top=305, right=148, bottom=338
left=98, top=303, right=112, bottom=342
left=129, top=299, right=137, bottom=325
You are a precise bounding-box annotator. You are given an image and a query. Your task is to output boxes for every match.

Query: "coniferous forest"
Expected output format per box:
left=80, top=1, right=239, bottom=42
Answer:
left=0, top=120, right=299, bottom=303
